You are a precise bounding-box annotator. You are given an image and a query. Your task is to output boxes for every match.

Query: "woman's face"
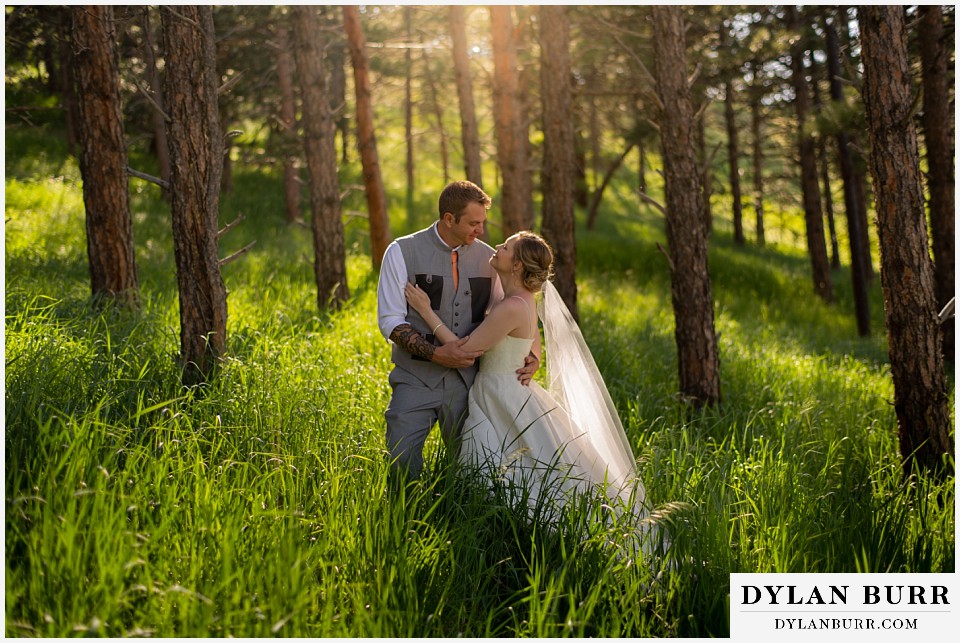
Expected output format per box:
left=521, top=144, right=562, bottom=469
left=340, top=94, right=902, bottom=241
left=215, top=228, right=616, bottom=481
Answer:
left=491, top=235, right=519, bottom=272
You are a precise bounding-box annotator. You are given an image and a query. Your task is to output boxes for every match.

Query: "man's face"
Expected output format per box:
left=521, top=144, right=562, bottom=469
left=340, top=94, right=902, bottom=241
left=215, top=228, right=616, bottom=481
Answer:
left=444, top=202, right=487, bottom=246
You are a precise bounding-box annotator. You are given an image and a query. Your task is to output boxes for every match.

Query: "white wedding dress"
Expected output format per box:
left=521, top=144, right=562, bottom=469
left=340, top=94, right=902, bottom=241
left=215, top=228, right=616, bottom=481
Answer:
left=458, top=331, right=645, bottom=527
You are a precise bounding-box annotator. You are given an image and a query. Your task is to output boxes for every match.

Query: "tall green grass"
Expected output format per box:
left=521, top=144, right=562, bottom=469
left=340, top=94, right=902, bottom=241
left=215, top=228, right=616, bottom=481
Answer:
left=5, top=126, right=954, bottom=637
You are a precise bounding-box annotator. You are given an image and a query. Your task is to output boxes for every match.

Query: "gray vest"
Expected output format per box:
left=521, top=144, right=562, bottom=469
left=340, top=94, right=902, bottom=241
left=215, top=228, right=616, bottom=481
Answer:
left=391, top=225, right=496, bottom=387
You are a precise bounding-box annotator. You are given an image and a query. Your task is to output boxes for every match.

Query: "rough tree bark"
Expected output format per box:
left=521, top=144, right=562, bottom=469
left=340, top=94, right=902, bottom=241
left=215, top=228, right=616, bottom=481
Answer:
left=859, top=5, right=953, bottom=477
left=72, top=5, right=140, bottom=308
left=342, top=5, right=391, bottom=269
left=490, top=5, right=533, bottom=236
left=918, top=4, right=955, bottom=362
left=539, top=5, right=578, bottom=320
left=786, top=6, right=834, bottom=304
left=291, top=6, right=349, bottom=310
left=161, top=5, right=227, bottom=383
left=449, top=6, right=483, bottom=189
left=652, top=6, right=721, bottom=408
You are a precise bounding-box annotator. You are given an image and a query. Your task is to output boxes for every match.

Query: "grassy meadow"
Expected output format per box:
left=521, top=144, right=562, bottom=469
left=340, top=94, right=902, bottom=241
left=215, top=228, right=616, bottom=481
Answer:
left=4, top=125, right=955, bottom=638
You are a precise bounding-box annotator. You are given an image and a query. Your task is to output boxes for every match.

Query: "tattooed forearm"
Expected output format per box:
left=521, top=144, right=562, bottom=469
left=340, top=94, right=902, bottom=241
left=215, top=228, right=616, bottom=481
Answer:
left=390, top=323, right=436, bottom=361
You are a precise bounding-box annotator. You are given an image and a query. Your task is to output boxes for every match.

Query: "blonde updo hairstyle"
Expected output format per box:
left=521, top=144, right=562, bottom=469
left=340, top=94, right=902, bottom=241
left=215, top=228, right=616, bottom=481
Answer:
left=512, top=231, right=554, bottom=293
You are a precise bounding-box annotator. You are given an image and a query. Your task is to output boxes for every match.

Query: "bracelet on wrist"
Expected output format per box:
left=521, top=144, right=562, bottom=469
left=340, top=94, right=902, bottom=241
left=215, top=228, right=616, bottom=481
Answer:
left=432, top=321, right=443, bottom=334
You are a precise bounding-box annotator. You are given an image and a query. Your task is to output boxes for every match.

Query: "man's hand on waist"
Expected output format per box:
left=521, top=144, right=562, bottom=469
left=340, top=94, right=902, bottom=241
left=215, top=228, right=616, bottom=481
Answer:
left=432, top=337, right=483, bottom=369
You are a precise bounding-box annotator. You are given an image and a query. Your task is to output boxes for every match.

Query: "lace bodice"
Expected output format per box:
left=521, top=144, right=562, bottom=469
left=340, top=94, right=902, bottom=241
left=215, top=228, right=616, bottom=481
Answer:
left=477, top=335, right=534, bottom=374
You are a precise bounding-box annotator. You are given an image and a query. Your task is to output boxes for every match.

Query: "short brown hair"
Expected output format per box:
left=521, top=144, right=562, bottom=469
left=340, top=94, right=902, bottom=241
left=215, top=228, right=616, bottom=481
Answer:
left=438, top=180, right=491, bottom=222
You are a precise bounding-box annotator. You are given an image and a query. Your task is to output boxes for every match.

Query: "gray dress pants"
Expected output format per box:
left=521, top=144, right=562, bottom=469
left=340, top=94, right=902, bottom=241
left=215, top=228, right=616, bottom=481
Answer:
left=384, top=367, right=469, bottom=478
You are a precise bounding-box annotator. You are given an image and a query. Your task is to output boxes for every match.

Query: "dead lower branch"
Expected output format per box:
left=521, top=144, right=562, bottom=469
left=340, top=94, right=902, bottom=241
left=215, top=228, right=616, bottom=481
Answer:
left=636, top=188, right=667, bottom=216
left=127, top=166, right=169, bottom=190
left=339, top=184, right=365, bottom=201
left=656, top=241, right=676, bottom=272
left=687, top=62, right=702, bottom=88
left=218, top=71, right=244, bottom=96
left=217, top=212, right=245, bottom=240
left=218, top=241, right=256, bottom=267
left=129, top=73, right=170, bottom=122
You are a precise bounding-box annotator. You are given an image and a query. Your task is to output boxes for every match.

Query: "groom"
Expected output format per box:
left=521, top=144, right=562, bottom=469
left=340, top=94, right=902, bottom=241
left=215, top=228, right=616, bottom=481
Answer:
left=376, top=180, right=538, bottom=480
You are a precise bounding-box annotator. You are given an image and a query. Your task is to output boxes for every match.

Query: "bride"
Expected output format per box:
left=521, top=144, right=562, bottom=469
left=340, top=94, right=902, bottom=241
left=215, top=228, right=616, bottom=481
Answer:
left=404, top=231, right=650, bottom=534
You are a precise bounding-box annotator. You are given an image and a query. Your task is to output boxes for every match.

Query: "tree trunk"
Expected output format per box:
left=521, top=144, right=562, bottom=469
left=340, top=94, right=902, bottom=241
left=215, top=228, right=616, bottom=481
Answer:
left=859, top=5, right=952, bottom=478
left=826, top=15, right=871, bottom=333
left=291, top=6, right=349, bottom=310
left=786, top=6, right=834, bottom=304
left=72, top=5, right=140, bottom=308
left=140, top=6, right=171, bottom=201
left=918, top=5, right=955, bottom=363
left=818, top=137, right=842, bottom=270
left=449, top=6, right=483, bottom=189
left=419, top=41, right=450, bottom=186
left=652, top=6, right=721, bottom=409
left=539, top=5, right=578, bottom=320
left=342, top=6, right=391, bottom=270
left=837, top=9, right=877, bottom=283
left=275, top=21, right=301, bottom=224
left=589, top=73, right=601, bottom=191
left=59, top=9, right=80, bottom=155
left=514, top=9, right=537, bottom=229
left=160, top=5, right=227, bottom=383
left=852, top=163, right=875, bottom=283
left=490, top=5, right=533, bottom=236
left=750, top=91, right=765, bottom=246
left=638, top=137, right=647, bottom=194
left=695, top=89, right=713, bottom=235
left=724, top=79, right=745, bottom=245
left=808, top=60, right=840, bottom=269
left=42, top=10, right=62, bottom=95
left=574, top=129, right=589, bottom=209
left=404, top=7, right=415, bottom=225
left=720, top=21, right=747, bottom=245
left=327, top=39, right=349, bottom=164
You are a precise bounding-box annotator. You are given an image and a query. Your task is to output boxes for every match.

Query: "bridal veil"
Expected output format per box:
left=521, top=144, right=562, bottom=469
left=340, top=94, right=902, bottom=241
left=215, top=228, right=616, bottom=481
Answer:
left=537, top=281, right=645, bottom=507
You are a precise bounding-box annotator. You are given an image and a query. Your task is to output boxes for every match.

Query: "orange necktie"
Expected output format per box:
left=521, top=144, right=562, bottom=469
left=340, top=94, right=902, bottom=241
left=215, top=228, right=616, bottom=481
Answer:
left=451, top=250, right=459, bottom=291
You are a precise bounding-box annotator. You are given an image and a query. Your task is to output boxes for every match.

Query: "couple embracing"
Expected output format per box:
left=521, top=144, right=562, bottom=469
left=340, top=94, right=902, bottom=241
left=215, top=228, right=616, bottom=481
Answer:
left=377, top=181, right=650, bottom=538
